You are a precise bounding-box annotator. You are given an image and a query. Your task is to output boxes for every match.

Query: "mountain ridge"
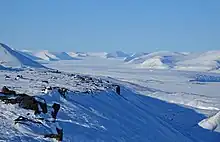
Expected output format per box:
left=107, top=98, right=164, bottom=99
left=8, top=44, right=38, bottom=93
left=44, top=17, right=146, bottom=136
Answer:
left=0, top=43, right=45, bottom=69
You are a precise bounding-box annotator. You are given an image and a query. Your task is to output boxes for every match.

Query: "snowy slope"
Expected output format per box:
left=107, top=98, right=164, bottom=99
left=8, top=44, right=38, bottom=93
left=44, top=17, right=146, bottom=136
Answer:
left=52, top=52, right=80, bottom=60
left=124, top=52, right=148, bottom=62
left=125, top=51, right=220, bottom=72
left=18, top=50, right=43, bottom=61
left=175, top=51, right=220, bottom=71
left=127, top=51, right=185, bottom=69
left=46, top=58, right=220, bottom=131
left=0, top=70, right=220, bottom=141
left=128, top=51, right=185, bottom=64
left=140, top=56, right=172, bottom=69
left=34, top=50, right=60, bottom=61
left=0, top=43, right=45, bottom=69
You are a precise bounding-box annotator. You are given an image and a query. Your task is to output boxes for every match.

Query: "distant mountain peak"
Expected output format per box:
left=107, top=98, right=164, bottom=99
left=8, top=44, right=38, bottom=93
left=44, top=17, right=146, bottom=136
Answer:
left=0, top=43, right=45, bottom=69
left=106, top=51, right=130, bottom=59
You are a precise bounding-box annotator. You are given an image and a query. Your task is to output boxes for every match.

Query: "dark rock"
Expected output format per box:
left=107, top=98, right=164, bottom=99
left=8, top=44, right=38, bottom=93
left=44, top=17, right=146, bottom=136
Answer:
left=42, top=80, right=49, bottom=84
left=14, top=116, right=42, bottom=125
left=44, top=127, right=63, bottom=141
left=1, top=86, right=16, bottom=95
left=58, top=88, right=68, bottom=98
left=115, top=85, right=120, bottom=95
left=5, top=75, right=10, bottom=79
left=16, top=95, right=40, bottom=115
left=51, top=103, right=60, bottom=120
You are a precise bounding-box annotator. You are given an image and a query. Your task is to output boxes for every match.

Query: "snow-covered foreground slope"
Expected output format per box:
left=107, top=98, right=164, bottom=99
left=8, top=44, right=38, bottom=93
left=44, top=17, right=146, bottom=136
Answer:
left=0, top=70, right=220, bottom=141
left=47, top=58, right=220, bottom=129
left=0, top=43, right=45, bottom=69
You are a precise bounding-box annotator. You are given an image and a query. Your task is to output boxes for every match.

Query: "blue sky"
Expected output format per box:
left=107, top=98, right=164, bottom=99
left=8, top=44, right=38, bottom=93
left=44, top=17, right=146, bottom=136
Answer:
left=0, top=0, right=219, bottom=52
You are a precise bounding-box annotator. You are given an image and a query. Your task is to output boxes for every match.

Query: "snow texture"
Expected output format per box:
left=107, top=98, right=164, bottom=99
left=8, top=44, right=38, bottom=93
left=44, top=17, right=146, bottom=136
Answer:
left=0, top=70, right=220, bottom=142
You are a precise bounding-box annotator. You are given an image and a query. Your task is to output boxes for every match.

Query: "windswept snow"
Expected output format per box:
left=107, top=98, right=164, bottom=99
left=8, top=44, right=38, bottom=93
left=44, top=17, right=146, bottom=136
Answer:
left=199, top=111, right=220, bottom=131
left=0, top=70, right=220, bottom=141
left=47, top=59, right=220, bottom=125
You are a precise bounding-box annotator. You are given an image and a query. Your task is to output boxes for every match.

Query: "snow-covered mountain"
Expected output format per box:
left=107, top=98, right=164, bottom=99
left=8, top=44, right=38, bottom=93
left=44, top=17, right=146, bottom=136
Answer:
left=3, top=44, right=219, bottom=72
left=124, top=52, right=148, bottom=62
left=21, top=51, right=81, bottom=61
left=51, top=52, right=80, bottom=60
left=68, top=52, right=89, bottom=58
left=33, top=50, right=60, bottom=61
left=19, top=50, right=43, bottom=61
left=124, top=51, right=220, bottom=72
left=0, top=43, right=45, bottom=69
left=105, top=51, right=130, bottom=59
left=126, top=51, right=186, bottom=69
left=175, top=51, right=220, bottom=71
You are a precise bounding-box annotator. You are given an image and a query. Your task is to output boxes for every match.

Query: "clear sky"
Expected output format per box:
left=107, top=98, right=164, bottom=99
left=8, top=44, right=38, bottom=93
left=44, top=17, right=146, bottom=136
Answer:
left=0, top=0, right=219, bottom=52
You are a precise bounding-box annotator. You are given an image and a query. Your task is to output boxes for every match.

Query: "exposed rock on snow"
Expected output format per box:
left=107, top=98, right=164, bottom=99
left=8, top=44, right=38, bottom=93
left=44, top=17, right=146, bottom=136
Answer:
left=0, top=69, right=220, bottom=141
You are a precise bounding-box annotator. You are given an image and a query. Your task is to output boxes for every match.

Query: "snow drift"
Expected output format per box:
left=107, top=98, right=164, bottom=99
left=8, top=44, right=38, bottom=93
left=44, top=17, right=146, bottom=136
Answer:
left=199, top=111, right=220, bottom=131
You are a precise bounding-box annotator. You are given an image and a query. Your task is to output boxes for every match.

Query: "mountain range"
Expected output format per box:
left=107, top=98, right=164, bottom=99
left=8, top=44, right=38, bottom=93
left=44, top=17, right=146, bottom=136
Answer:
left=0, top=43, right=220, bottom=72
